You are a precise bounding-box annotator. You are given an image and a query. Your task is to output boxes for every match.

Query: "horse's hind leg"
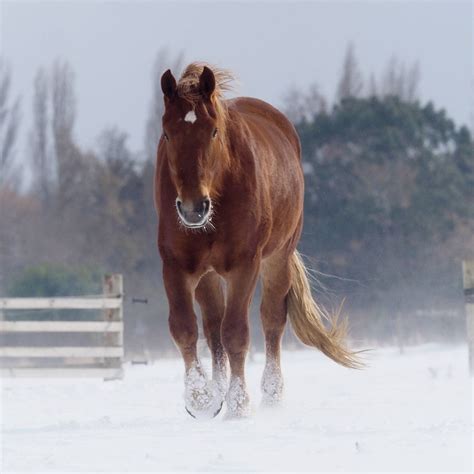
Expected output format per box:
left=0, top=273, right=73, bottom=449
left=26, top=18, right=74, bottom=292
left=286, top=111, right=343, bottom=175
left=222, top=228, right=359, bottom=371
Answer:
left=195, top=271, right=228, bottom=398
left=260, top=251, right=292, bottom=405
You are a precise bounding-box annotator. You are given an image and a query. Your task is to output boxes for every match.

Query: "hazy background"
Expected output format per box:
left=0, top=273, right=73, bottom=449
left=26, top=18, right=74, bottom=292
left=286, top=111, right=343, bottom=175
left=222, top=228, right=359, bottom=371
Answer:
left=2, top=0, right=473, bottom=154
left=0, top=0, right=473, bottom=359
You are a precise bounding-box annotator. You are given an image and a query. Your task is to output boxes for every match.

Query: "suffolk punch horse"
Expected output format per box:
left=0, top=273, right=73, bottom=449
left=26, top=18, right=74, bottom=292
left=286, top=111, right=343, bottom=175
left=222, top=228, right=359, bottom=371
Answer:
left=155, top=63, right=361, bottom=419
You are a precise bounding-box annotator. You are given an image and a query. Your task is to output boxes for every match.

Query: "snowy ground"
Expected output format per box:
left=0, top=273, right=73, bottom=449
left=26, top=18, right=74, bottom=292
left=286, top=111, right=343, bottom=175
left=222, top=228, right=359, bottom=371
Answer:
left=1, top=344, right=472, bottom=473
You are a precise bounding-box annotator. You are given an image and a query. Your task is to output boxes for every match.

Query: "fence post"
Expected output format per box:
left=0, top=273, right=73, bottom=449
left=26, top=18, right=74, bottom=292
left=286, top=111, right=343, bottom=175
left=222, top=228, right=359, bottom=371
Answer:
left=462, top=261, right=474, bottom=375
left=102, top=274, right=123, bottom=374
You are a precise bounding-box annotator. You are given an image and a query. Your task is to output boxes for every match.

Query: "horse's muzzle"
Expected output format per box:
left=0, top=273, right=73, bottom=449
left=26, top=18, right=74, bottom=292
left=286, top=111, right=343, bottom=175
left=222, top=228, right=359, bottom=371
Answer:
left=176, top=197, right=211, bottom=228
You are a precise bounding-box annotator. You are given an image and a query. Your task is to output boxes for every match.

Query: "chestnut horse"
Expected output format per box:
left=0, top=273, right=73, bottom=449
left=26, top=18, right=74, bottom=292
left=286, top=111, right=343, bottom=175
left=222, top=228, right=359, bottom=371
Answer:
left=155, top=63, right=360, bottom=419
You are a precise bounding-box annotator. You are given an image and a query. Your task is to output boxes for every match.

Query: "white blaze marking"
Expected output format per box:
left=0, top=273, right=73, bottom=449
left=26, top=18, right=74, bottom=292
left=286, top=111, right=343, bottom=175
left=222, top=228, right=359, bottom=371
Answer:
left=184, top=110, right=197, bottom=124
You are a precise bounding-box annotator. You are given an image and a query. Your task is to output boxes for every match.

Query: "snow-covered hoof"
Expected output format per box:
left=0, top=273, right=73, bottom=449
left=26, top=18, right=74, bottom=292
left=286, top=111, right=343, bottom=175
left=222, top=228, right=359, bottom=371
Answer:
left=261, top=363, right=284, bottom=406
left=214, top=370, right=228, bottom=399
left=185, top=400, right=223, bottom=419
left=184, top=363, right=224, bottom=420
left=224, top=376, right=250, bottom=419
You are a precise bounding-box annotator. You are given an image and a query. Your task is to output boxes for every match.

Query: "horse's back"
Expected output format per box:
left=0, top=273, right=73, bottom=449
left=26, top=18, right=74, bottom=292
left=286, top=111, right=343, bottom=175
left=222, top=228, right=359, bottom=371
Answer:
left=227, top=97, right=301, bottom=158
left=227, top=97, right=304, bottom=256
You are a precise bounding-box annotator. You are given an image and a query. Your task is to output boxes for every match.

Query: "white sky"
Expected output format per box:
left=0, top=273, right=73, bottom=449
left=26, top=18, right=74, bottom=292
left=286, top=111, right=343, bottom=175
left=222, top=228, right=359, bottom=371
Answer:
left=1, top=0, right=473, bottom=158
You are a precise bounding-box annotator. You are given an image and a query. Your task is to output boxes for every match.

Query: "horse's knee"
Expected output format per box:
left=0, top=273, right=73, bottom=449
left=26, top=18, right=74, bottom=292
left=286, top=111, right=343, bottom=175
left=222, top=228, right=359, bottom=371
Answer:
left=221, top=313, right=249, bottom=356
left=168, top=311, right=198, bottom=349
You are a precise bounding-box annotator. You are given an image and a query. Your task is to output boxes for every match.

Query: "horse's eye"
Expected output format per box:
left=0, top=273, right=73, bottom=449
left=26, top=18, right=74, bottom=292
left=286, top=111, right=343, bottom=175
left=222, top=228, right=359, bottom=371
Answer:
left=212, top=128, right=218, bottom=138
left=163, top=132, right=169, bottom=141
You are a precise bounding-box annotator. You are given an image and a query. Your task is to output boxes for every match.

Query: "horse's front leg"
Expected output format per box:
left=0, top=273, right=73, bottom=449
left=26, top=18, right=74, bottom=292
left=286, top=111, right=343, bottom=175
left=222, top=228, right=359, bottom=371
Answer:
left=163, top=263, right=223, bottom=419
left=221, top=261, right=260, bottom=418
left=195, top=271, right=228, bottom=399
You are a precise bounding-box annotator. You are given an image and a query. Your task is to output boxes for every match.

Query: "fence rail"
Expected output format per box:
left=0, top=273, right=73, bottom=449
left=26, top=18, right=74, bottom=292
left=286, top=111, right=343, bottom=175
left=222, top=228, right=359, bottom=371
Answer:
left=0, top=274, right=124, bottom=380
left=0, top=321, right=122, bottom=333
left=0, top=346, right=124, bottom=358
left=0, top=297, right=121, bottom=310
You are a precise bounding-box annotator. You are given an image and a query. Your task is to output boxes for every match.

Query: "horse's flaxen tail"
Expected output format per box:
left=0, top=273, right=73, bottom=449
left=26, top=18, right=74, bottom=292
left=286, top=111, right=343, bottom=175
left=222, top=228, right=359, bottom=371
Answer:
left=287, top=251, right=363, bottom=369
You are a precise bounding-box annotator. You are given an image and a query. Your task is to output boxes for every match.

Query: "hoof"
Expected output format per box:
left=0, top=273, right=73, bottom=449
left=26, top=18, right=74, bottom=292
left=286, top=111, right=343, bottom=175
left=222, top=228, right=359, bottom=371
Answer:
left=260, top=395, right=283, bottom=409
left=185, top=400, right=223, bottom=419
left=261, top=363, right=284, bottom=406
left=225, top=376, right=250, bottom=419
left=261, top=387, right=284, bottom=407
left=184, top=364, right=225, bottom=420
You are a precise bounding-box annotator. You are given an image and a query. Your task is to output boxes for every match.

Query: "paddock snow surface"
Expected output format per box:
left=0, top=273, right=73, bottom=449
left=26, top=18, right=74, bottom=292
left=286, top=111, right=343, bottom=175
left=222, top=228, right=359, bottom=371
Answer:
left=1, top=345, right=472, bottom=472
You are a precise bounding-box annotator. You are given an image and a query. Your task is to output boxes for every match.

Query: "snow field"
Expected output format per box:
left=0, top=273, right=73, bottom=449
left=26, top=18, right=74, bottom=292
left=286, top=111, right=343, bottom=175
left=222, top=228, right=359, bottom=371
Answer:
left=1, top=344, right=472, bottom=472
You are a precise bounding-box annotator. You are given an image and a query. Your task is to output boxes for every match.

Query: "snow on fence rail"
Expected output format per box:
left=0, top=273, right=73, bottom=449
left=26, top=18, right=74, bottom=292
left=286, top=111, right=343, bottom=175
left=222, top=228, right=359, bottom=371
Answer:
left=462, top=260, right=474, bottom=376
left=0, top=274, right=123, bottom=380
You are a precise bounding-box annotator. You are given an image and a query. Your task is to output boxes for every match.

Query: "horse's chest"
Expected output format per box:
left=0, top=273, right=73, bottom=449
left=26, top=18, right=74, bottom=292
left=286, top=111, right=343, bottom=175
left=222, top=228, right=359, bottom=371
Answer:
left=175, top=235, right=250, bottom=276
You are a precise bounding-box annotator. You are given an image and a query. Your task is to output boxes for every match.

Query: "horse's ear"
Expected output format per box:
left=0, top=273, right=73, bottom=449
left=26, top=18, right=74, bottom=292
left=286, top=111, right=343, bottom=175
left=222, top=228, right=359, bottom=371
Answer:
left=161, top=69, right=177, bottom=99
left=199, top=66, right=216, bottom=99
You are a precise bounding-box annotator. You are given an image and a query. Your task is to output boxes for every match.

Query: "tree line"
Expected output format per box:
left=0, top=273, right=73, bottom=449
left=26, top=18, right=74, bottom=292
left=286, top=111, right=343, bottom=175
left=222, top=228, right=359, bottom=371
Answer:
left=0, top=45, right=472, bottom=355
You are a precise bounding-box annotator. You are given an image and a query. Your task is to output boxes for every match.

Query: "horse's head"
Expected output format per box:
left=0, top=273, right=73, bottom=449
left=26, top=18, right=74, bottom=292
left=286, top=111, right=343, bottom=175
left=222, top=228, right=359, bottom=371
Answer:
left=161, top=65, right=229, bottom=230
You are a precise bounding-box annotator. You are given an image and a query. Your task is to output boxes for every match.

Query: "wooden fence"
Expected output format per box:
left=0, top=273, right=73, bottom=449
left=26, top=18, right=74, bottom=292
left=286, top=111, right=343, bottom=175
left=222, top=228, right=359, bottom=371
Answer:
left=462, top=261, right=474, bottom=375
left=0, top=274, right=123, bottom=379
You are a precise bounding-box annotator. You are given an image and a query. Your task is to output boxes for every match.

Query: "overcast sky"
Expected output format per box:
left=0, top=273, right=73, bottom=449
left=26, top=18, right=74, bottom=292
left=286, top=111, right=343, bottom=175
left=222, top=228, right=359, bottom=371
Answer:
left=1, top=0, right=473, bottom=157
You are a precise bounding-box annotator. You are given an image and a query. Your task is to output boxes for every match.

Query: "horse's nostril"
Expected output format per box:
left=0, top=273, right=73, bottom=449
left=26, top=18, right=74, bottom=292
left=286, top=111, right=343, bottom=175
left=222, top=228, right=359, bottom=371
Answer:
left=194, top=198, right=210, bottom=216
left=176, top=199, right=183, bottom=214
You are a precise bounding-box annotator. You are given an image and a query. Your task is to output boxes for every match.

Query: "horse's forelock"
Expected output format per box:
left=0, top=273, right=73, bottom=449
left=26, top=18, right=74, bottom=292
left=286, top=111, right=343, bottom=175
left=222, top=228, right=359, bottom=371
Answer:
left=177, top=62, right=234, bottom=105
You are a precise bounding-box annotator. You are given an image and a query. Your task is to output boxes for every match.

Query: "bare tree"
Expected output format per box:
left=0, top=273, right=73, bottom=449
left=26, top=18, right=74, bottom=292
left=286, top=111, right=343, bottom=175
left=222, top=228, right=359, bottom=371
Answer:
left=50, top=60, right=79, bottom=205
left=381, top=56, right=420, bottom=101
left=0, top=60, right=21, bottom=188
left=405, top=61, right=420, bottom=102
left=336, top=42, right=364, bottom=101
left=51, top=61, right=75, bottom=138
left=98, top=127, right=131, bottom=165
left=382, top=56, right=399, bottom=98
left=144, top=48, right=184, bottom=162
left=30, top=67, right=53, bottom=204
left=282, top=83, right=327, bottom=124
